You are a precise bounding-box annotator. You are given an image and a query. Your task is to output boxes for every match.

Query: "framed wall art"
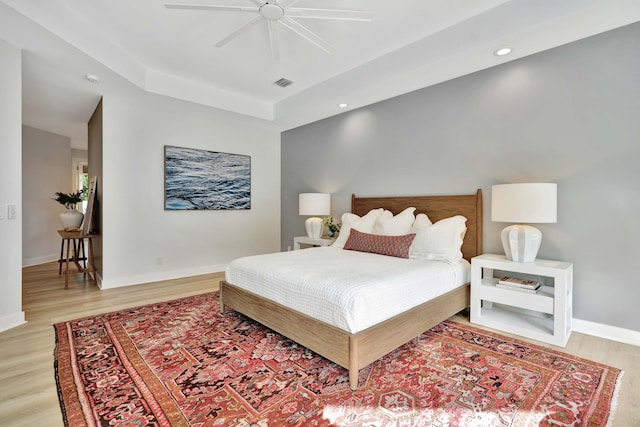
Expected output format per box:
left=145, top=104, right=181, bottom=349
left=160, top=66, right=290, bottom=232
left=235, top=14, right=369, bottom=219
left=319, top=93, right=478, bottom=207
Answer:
left=164, top=145, right=251, bottom=210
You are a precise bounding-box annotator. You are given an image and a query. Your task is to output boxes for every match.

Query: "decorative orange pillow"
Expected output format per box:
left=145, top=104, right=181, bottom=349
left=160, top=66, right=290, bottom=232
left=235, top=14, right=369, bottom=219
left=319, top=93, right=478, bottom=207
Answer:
left=343, top=229, right=416, bottom=259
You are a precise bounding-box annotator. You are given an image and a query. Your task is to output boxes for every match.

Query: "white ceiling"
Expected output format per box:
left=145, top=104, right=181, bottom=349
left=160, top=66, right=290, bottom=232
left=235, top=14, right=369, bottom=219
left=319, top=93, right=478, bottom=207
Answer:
left=1, top=0, right=639, bottom=149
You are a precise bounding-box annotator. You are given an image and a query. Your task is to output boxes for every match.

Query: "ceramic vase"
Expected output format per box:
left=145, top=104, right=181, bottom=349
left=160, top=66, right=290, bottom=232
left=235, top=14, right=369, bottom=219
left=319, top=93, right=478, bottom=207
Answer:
left=60, top=208, right=84, bottom=229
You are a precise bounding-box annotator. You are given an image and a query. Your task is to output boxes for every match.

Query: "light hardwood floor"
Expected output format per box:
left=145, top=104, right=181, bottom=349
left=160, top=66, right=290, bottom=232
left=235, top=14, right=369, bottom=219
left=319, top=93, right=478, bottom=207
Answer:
left=1, top=262, right=638, bottom=426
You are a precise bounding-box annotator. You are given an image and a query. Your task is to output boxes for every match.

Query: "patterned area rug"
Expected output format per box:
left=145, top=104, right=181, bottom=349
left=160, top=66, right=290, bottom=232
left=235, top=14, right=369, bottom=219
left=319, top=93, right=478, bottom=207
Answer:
left=54, top=292, right=622, bottom=426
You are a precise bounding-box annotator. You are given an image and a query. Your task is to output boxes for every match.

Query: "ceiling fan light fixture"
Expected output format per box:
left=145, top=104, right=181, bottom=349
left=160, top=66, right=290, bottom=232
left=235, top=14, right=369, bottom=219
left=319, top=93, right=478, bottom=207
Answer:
left=260, top=3, right=284, bottom=20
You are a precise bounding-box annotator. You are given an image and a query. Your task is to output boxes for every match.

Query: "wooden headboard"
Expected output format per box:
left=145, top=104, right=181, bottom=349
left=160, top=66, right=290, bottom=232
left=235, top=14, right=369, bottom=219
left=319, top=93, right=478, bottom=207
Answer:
left=351, top=189, right=483, bottom=261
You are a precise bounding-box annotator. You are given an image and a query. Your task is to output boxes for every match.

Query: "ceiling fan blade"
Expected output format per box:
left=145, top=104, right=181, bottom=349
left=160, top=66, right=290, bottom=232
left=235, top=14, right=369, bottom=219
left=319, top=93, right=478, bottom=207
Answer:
left=248, top=0, right=266, bottom=6
left=278, top=0, right=299, bottom=8
left=165, top=3, right=258, bottom=13
left=285, top=8, right=372, bottom=22
left=267, top=20, right=280, bottom=60
left=279, top=17, right=332, bottom=54
left=214, top=15, right=263, bottom=47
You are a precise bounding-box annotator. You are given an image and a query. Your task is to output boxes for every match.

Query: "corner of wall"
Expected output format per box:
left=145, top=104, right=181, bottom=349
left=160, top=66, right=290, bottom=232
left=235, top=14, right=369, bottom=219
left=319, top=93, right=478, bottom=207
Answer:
left=0, top=311, right=26, bottom=333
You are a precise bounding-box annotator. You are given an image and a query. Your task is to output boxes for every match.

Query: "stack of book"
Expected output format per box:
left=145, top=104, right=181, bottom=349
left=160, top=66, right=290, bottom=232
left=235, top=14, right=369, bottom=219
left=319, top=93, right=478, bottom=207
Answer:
left=495, top=276, right=541, bottom=293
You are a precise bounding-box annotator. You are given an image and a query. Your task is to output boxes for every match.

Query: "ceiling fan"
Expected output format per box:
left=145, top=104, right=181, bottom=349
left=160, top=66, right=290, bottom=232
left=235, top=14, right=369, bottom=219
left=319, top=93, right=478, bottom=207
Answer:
left=165, top=0, right=372, bottom=59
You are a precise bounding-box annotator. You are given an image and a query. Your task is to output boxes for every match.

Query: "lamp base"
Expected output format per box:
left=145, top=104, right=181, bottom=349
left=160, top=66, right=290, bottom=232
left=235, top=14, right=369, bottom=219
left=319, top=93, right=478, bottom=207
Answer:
left=305, top=217, right=323, bottom=239
left=501, top=224, right=542, bottom=262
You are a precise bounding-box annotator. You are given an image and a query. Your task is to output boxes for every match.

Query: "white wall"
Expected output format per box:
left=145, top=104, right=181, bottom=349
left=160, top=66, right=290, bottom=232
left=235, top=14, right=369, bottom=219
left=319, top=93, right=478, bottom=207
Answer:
left=0, top=39, right=25, bottom=332
left=99, top=91, right=281, bottom=288
left=22, top=126, right=72, bottom=266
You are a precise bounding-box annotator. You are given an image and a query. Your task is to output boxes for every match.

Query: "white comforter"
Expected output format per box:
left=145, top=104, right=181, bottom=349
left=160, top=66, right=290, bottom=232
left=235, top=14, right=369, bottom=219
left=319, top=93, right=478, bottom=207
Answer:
left=225, top=246, right=470, bottom=334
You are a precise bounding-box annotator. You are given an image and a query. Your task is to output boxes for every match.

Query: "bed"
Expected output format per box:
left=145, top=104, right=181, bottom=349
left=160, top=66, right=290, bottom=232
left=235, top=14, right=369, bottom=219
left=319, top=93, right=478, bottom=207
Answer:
left=220, top=189, right=483, bottom=390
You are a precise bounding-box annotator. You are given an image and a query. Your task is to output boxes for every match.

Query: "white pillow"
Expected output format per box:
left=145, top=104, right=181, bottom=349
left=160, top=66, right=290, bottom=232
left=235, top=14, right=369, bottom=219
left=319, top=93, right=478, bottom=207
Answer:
left=373, top=207, right=416, bottom=235
left=408, top=229, right=431, bottom=260
left=412, top=213, right=432, bottom=230
left=409, top=215, right=467, bottom=263
left=408, top=213, right=433, bottom=259
left=332, top=208, right=384, bottom=248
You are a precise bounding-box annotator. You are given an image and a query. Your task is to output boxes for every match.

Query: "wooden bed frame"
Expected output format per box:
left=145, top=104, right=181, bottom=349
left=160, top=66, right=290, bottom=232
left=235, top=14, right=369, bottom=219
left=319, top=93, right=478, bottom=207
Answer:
left=220, top=189, right=483, bottom=390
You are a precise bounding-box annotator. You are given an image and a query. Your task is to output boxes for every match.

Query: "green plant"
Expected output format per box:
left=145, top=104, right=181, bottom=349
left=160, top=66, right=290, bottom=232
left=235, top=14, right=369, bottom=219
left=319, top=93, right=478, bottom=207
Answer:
left=322, top=216, right=341, bottom=233
left=53, top=189, right=87, bottom=209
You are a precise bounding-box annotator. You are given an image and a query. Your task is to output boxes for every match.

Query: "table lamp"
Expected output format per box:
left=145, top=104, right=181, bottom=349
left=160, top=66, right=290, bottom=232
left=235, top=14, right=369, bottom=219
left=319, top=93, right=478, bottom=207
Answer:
left=299, top=193, right=330, bottom=239
left=491, top=183, right=557, bottom=262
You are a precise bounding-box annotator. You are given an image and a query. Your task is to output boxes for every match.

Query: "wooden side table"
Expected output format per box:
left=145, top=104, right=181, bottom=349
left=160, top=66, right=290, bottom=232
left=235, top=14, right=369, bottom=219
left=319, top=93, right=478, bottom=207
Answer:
left=58, top=230, right=98, bottom=289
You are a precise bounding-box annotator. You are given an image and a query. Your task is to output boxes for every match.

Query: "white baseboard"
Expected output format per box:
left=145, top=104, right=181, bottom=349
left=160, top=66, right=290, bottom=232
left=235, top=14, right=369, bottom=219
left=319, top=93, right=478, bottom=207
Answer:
left=0, top=311, right=26, bottom=333
left=573, top=318, right=640, bottom=347
left=99, top=264, right=226, bottom=290
left=23, top=254, right=59, bottom=267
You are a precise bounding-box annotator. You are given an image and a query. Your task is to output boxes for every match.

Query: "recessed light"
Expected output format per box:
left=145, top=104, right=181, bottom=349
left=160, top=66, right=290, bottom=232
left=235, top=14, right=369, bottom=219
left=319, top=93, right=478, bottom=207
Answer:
left=494, top=48, right=512, bottom=56
left=84, top=74, right=100, bottom=83
left=337, top=103, right=348, bottom=108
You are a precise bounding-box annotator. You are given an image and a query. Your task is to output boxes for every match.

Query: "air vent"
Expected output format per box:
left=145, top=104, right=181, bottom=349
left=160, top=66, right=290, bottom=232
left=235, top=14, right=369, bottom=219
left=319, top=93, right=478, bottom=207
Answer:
left=274, top=78, right=293, bottom=88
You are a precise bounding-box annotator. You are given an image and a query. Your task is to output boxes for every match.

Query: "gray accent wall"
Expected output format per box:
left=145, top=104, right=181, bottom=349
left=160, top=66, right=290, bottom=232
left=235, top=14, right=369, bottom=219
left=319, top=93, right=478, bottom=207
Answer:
left=281, top=22, right=640, bottom=332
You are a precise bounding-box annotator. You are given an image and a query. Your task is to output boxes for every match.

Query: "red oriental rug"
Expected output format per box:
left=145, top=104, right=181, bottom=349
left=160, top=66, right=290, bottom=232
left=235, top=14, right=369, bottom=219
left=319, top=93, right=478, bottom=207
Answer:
left=54, top=292, right=622, bottom=426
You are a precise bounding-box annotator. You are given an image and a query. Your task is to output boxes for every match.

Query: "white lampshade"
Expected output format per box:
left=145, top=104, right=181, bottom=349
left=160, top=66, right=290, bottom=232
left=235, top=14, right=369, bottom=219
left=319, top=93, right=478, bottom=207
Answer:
left=492, top=183, right=557, bottom=223
left=492, top=183, right=557, bottom=262
left=299, top=193, right=331, bottom=239
left=299, top=193, right=331, bottom=216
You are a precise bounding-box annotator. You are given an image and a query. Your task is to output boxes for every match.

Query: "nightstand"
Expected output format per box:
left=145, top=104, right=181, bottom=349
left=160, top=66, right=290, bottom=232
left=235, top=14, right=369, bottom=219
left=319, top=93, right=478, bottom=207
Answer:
left=293, top=236, right=335, bottom=250
left=470, top=254, right=573, bottom=347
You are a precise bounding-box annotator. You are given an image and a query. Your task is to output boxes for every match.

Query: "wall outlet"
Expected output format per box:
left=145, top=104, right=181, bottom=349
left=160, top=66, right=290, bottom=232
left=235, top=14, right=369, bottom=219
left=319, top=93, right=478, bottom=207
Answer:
left=7, top=204, right=16, bottom=219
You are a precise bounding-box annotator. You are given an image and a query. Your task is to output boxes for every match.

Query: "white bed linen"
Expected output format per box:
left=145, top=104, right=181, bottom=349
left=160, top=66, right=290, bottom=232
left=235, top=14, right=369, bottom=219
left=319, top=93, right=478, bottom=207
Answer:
left=225, top=246, right=470, bottom=334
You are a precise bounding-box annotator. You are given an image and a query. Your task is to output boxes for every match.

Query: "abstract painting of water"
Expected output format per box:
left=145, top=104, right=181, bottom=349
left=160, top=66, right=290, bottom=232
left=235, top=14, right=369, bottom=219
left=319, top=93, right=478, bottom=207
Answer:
left=164, top=145, right=251, bottom=210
